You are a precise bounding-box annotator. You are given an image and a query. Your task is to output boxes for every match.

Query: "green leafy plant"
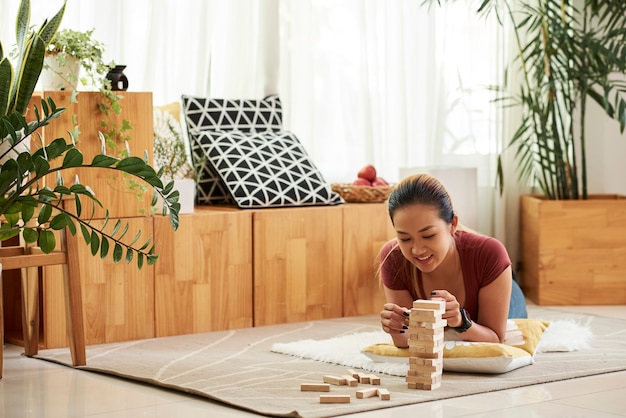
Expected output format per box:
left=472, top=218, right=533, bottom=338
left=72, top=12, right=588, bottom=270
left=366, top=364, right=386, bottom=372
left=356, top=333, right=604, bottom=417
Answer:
left=0, top=0, right=179, bottom=268
left=429, top=0, right=626, bottom=200
left=153, top=109, right=194, bottom=181
left=44, top=27, right=131, bottom=150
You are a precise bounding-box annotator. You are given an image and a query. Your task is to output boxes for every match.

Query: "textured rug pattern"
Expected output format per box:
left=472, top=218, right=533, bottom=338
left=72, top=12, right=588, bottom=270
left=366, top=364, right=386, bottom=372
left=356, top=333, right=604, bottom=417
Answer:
left=35, top=307, right=626, bottom=418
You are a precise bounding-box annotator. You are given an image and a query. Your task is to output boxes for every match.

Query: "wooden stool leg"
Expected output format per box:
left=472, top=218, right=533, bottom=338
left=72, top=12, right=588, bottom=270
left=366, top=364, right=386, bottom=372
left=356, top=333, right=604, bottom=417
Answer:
left=20, top=262, right=39, bottom=357
left=61, top=229, right=86, bottom=366
left=1, top=263, right=4, bottom=378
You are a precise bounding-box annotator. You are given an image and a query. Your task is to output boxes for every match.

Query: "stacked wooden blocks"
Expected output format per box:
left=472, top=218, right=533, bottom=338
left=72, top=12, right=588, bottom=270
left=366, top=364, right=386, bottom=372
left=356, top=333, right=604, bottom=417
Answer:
left=406, top=299, right=447, bottom=390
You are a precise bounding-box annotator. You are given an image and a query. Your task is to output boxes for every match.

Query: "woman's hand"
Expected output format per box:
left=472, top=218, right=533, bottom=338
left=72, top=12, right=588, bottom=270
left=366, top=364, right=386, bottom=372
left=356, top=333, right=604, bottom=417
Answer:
left=380, top=303, right=410, bottom=335
left=429, top=290, right=463, bottom=328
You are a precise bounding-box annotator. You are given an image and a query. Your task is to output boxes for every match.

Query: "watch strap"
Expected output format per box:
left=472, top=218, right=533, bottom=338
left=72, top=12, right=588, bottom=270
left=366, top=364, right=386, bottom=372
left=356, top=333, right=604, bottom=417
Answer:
left=450, top=308, right=472, bottom=333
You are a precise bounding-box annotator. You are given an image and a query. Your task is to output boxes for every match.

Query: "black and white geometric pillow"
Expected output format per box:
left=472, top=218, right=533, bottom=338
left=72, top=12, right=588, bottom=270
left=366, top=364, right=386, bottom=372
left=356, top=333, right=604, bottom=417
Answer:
left=193, top=130, right=343, bottom=208
left=181, top=94, right=282, bottom=134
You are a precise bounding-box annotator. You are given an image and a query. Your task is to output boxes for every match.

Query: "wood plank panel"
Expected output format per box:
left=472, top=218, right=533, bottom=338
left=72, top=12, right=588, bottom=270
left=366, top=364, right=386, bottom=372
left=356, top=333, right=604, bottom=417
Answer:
left=342, top=203, right=396, bottom=316
left=521, top=194, right=626, bottom=305
left=153, top=207, right=253, bottom=336
left=34, top=91, right=154, bottom=219
left=41, top=217, right=155, bottom=348
left=253, top=206, right=343, bottom=326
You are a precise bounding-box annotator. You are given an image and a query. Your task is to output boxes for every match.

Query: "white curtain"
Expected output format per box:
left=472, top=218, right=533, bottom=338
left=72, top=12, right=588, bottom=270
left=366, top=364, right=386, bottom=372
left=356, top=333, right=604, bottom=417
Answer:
left=1, top=0, right=519, bottom=259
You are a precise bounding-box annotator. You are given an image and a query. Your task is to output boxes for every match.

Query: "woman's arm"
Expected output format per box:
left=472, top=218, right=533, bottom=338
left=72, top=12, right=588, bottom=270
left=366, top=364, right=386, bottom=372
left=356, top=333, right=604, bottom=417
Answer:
left=380, top=287, right=414, bottom=348
left=438, top=266, right=512, bottom=343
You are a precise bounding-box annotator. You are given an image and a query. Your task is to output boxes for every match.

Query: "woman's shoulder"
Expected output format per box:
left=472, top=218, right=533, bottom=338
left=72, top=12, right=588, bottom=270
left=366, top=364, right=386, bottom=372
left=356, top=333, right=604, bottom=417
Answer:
left=456, top=230, right=508, bottom=256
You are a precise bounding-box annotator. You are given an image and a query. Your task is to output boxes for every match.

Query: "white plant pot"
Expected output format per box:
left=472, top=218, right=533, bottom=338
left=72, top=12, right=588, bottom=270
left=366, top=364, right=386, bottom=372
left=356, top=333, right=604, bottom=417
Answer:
left=174, top=178, right=196, bottom=214
left=0, top=133, right=31, bottom=164
left=40, top=55, right=81, bottom=90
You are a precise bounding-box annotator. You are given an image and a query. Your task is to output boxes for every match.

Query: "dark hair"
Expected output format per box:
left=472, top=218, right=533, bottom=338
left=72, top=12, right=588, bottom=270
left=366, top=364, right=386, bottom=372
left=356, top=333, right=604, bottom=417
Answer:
left=387, top=174, right=455, bottom=225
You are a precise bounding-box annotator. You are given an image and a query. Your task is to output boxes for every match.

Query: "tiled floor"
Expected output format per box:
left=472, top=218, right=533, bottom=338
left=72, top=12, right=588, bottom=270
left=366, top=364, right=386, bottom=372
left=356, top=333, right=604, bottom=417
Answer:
left=2, top=304, right=626, bottom=417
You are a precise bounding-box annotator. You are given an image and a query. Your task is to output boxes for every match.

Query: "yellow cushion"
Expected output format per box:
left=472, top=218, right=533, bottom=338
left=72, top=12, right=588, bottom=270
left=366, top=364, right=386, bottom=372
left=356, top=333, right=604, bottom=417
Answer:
left=361, top=319, right=549, bottom=374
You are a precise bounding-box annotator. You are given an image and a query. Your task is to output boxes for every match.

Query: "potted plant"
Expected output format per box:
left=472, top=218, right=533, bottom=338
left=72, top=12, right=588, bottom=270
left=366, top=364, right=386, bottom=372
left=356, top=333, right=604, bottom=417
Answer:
left=42, top=27, right=131, bottom=150
left=153, top=107, right=195, bottom=214
left=0, top=0, right=180, bottom=268
left=428, top=0, right=626, bottom=305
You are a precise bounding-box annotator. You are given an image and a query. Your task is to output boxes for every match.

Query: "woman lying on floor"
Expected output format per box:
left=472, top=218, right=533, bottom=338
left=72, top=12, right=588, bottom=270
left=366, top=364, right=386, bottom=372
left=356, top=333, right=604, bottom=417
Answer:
left=379, top=173, right=527, bottom=348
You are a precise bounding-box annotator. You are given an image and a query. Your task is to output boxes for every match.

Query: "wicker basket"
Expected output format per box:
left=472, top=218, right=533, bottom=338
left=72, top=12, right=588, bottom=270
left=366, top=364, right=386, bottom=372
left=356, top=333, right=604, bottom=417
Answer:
left=331, top=183, right=392, bottom=203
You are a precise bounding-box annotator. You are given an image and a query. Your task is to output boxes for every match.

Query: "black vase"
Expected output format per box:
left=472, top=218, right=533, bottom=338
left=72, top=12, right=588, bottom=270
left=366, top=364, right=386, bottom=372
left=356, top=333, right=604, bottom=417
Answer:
left=106, top=65, right=129, bottom=91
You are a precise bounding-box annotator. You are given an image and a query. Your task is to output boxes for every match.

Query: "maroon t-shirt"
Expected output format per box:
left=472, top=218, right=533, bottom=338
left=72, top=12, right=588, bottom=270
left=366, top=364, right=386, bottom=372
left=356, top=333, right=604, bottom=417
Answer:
left=379, top=230, right=511, bottom=320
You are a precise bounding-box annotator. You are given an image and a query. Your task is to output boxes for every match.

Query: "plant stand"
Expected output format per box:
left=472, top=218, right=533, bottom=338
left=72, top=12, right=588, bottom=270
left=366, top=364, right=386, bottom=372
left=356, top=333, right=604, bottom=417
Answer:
left=520, top=194, right=626, bottom=305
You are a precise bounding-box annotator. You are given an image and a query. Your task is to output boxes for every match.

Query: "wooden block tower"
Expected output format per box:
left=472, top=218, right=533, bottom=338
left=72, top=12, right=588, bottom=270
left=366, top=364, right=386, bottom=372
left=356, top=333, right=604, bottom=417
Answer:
left=406, top=299, right=447, bottom=390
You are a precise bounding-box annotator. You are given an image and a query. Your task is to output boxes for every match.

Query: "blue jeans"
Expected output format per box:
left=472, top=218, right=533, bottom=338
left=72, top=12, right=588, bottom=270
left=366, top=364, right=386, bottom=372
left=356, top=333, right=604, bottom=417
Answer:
left=508, top=278, right=528, bottom=318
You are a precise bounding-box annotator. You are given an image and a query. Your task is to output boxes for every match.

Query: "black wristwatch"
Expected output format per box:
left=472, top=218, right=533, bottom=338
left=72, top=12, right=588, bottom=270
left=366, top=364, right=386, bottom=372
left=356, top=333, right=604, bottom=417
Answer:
left=450, top=308, right=472, bottom=333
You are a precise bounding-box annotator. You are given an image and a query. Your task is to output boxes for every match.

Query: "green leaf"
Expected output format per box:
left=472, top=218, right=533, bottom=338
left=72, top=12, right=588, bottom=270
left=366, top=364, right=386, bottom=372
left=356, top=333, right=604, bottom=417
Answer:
left=21, top=203, right=35, bottom=223
left=50, top=213, right=71, bottom=230
left=62, top=147, right=83, bottom=167
left=90, top=230, right=100, bottom=256
left=91, top=154, right=118, bottom=167
left=125, top=248, right=133, bottom=264
left=147, top=254, right=158, bottom=265
left=37, top=203, right=52, bottom=224
left=113, top=243, right=123, bottom=264
left=39, top=230, right=56, bottom=253
left=100, top=236, right=109, bottom=259
left=137, top=253, right=144, bottom=269
left=80, top=223, right=91, bottom=244
left=22, top=227, right=39, bottom=243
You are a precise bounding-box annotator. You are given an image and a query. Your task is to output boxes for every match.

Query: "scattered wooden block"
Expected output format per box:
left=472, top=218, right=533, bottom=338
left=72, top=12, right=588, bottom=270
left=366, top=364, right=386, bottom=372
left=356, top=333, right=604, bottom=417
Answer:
left=323, top=375, right=348, bottom=385
left=356, top=387, right=378, bottom=399
left=300, top=383, right=331, bottom=392
left=320, top=394, right=351, bottom=404
left=341, top=375, right=359, bottom=387
left=366, top=374, right=381, bottom=385
left=346, top=368, right=359, bottom=378
left=356, top=373, right=370, bottom=384
left=377, top=388, right=391, bottom=400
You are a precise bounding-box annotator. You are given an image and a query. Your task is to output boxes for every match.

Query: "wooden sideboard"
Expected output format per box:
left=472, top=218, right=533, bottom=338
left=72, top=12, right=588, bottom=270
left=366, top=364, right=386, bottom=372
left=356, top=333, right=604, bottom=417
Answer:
left=2, top=91, right=396, bottom=348
left=3, top=203, right=395, bottom=348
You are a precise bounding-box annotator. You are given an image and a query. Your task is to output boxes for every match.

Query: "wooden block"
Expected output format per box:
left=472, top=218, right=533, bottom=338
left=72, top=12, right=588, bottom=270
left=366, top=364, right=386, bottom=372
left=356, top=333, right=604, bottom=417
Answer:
left=408, top=381, right=441, bottom=390
left=408, top=337, right=444, bottom=348
left=342, top=375, right=359, bottom=386
left=405, top=374, right=442, bottom=385
left=408, top=326, right=444, bottom=336
left=367, top=374, right=381, bottom=385
left=409, top=343, right=444, bottom=354
left=409, top=308, right=441, bottom=322
left=413, top=299, right=446, bottom=312
left=356, top=387, right=378, bottom=399
left=320, top=394, right=351, bottom=404
left=409, top=357, right=443, bottom=366
left=323, top=375, right=347, bottom=385
left=409, top=347, right=443, bottom=360
left=377, top=388, right=391, bottom=400
left=407, top=363, right=442, bottom=374
left=356, top=373, right=370, bottom=384
left=409, top=319, right=447, bottom=329
left=346, top=368, right=359, bottom=378
left=300, top=383, right=331, bottom=392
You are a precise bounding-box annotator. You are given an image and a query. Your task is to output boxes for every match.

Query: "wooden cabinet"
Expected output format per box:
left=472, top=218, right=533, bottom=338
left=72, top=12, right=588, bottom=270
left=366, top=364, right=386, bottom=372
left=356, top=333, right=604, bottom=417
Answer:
left=17, top=91, right=157, bottom=349
left=342, top=203, right=396, bottom=317
left=37, top=91, right=155, bottom=218
left=3, top=201, right=393, bottom=347
left=153, top=207, right=253, bottom=336
left=253, top=206, right=343, bottom=326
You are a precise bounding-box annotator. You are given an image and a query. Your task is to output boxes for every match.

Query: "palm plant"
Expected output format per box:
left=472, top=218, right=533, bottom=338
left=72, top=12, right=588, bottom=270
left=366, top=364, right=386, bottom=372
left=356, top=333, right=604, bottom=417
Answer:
left=0, top=0, right=179, bottom=268
left=430, top=0, right=626, bottom=200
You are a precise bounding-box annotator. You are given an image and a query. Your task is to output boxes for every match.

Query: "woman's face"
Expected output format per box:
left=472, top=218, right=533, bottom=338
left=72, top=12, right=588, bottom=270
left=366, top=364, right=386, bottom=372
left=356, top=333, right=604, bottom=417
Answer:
left=392, top=203, right=457, bottom=273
